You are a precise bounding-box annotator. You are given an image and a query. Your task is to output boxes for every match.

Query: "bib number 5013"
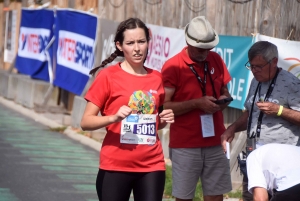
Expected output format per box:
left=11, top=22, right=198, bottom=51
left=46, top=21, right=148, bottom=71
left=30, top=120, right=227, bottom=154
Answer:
left=134, top=123, right=155, bottom=135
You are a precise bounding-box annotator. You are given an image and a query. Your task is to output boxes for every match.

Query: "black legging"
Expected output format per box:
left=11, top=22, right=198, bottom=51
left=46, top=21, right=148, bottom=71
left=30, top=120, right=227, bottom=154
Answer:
left=271, top=183, right=300, bottom=201
left=96, top=169, right=165, bottom=201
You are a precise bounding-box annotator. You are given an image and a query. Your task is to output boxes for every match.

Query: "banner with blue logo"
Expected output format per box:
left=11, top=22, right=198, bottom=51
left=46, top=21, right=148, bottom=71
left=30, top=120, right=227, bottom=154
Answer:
left=15, top=9, right=54, bottom=81
left=53, top=9, right=98, bottom=95
left=213, top=36, right=254, bottom=109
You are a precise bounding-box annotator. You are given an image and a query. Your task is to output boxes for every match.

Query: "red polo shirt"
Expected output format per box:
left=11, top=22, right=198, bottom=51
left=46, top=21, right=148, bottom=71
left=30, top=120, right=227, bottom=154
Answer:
left=161, top=47, right=231, bottom=148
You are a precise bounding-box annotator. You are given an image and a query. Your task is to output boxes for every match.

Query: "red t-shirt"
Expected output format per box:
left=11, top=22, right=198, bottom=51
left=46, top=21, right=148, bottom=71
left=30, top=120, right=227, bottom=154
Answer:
left=85, top=63, right=166, bottom=172
left=161, top=47, right=231, bottom=148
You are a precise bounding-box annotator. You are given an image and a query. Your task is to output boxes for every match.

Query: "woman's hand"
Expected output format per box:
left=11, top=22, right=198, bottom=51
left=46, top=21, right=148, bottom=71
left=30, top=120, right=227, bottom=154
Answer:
left=159, top=109, right=174, bottom=123
left=112, top=105, right=133, bottom=122
left=158, top=109, right=174, bottom=129
left=81, top=103, right=132, bottom=131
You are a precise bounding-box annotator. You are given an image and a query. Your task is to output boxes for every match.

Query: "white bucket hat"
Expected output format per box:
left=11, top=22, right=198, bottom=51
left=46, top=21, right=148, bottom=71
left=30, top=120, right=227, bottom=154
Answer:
left=185, top=16, right=219, bottom=49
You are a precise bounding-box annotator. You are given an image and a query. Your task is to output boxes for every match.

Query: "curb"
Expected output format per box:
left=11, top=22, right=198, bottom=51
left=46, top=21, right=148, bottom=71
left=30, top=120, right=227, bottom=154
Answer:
left=64, top=126, right=101, bottom=152
left=0, top=97, right=62, bottom=128
left=0, top=96, right=102, bottom=152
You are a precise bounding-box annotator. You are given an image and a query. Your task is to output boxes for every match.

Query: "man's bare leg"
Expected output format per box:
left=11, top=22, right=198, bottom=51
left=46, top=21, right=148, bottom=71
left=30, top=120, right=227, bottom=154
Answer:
left=204, top=195, right=223, bottom=201
left=175, top=195, right=223, bottom=201
left=175, top=198, right=192, bottom=201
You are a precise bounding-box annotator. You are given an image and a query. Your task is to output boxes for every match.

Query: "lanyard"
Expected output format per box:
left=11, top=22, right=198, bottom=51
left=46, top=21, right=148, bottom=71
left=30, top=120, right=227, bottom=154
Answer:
left=189, top=62, right=216, bottom=97
left=247, top=68, right=280, bottom=139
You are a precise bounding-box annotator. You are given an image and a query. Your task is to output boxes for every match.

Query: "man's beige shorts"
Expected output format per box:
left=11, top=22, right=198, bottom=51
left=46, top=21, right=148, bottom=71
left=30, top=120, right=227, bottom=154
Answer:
left=169, top=146, right=232, bottom=199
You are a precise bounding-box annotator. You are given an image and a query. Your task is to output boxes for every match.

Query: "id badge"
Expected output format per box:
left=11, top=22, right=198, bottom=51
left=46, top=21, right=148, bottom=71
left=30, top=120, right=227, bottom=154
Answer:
left=121, top=114, right=156, bottom=145
left=200, top=114, right=215, bottom=138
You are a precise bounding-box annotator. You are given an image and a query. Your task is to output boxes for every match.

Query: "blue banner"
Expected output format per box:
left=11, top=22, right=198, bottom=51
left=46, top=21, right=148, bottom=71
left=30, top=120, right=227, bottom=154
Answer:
left=15, top=9, right=54, bottom=81
left=213, top=36, right=254, bottom=109
left=53, top=9, right=98, bottom=95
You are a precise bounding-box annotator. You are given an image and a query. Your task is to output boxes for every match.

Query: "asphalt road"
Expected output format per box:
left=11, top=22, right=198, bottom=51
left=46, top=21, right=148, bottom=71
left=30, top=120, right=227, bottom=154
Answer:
left=0, top=103, right=99, bottom=201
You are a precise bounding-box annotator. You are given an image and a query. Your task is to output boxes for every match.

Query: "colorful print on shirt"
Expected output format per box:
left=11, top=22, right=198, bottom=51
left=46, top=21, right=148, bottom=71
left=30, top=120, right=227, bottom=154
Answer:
left=121, top=90, right=157, bottom=145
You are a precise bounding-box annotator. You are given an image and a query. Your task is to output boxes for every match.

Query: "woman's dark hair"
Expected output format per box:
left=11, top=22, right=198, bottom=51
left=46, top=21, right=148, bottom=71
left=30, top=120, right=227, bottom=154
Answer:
left=89, top=18, right=150, bottom=75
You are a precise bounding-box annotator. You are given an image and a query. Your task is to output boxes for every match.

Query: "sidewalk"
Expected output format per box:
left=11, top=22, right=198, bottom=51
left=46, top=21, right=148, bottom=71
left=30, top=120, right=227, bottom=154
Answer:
left=0, top=96, right=241, bottom=201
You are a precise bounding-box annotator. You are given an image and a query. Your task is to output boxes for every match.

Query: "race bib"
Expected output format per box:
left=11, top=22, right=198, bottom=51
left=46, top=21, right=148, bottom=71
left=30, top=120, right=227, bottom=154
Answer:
left=200, top=114, right=215, bottom=138
left=121, top=114, right=157, bottom=145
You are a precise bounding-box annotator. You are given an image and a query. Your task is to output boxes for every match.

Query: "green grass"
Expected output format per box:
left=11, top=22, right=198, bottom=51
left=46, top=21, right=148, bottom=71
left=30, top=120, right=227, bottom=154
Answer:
left=164, top=165, right=173, bottom=196
left=227, top=190, right=242, bottom=199
left=49, top=126, right=67, bottom=132
left=164, top=165, right=242, bottom=201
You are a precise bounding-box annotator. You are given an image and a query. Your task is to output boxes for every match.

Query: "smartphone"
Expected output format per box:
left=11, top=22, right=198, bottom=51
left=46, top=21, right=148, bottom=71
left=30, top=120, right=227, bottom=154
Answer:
left=214, top=97, right=233, bottom=104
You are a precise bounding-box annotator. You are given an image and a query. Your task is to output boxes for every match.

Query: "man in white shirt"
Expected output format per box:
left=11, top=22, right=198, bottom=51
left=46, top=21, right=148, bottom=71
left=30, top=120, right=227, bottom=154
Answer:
left=246, top=143, right=300, bottom=201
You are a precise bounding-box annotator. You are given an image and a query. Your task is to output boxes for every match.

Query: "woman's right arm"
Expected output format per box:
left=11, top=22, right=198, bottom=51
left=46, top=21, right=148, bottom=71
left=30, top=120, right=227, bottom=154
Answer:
left=80, top=102, right=132, bottom=131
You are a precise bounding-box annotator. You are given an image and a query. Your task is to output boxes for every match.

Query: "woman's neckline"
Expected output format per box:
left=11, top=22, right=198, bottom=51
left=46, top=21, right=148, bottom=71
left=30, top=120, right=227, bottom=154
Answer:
left=119, top=62, right=148, bottom=76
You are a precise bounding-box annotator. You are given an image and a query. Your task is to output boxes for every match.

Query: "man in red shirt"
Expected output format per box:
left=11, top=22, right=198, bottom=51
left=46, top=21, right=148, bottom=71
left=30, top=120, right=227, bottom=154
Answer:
left=161, top=16, right=232, bottom=201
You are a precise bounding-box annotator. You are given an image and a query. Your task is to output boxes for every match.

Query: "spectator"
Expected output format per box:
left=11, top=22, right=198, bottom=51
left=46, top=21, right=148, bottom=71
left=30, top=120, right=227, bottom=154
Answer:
left=81, top=17, right=174, bottom=201
left=161, top=16, right=232, bottom=201
left=246, top=143, right=300, bottom=201
left=221, top=41, right=300, bottom=201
